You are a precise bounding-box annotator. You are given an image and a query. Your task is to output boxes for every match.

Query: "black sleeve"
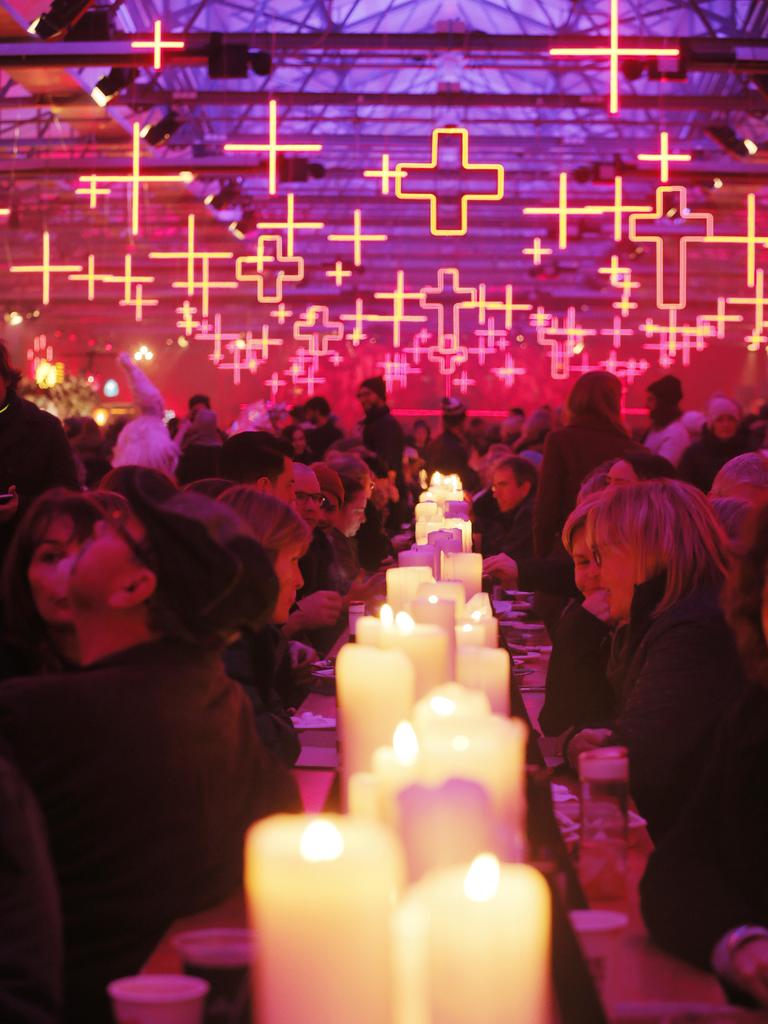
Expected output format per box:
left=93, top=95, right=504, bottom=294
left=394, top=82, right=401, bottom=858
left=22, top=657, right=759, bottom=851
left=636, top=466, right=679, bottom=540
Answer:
left=517, top=556, right=579, bottom=598
left=640, top=686, right=768, bottom=969
left=0, top=750, right=62, bottom=1024
left=539, top=605, right=612, bottom=736
left=40, top=417, right=79, bottom=494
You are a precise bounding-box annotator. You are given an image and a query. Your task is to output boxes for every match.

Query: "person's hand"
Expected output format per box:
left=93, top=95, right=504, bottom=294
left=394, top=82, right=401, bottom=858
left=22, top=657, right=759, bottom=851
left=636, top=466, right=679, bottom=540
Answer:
left=581, top=589, right=612, bottom=623
left=566, top=728, right=613, bottom=769
left=482, top=553, right=518, bottom=588
left=730, top=938, right=768, bottom=1006
left=293, top=591, right=344, bottom=629
left=0, top=485, right=19, bottom=524
left=346, top=571, right=386, bottom=605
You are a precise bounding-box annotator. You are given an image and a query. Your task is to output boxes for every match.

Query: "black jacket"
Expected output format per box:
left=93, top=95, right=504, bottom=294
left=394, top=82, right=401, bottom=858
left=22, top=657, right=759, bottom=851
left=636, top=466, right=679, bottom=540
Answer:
left=606, top=576, right=745, bottom=841
left=641, top=683, right=768, bottom=976
left=306, top=419, right=343, bottom=459
left=539, top=601, right=613, bottom=737
left=678, top=426, right=752, bottom=493
left=0, top=393, right=79, bottom=562
left=425, top=430, right=480, bottom=492
left=0, top=639, right=298, bottom=1023
left=477, top=492, right=535, bottom=560
left=361, top=405, right=404, bottom=474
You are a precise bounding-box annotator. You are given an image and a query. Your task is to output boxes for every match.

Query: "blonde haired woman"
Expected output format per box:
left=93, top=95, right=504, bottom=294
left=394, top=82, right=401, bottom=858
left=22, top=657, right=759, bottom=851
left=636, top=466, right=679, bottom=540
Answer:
left=566, top=479, right=745, bottom=840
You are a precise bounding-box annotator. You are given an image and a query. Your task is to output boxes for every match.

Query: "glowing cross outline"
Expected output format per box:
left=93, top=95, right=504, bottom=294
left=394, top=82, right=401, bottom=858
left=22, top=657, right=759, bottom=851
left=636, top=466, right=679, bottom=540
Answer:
left=77, top=122, right=194, bottom=236
left=523, top=237, right=553, bottom=266
left=257, top=193, right=324, bottom=258
left=293, top=305, right=345, bottom=359
left=628, top=185, right=714, bottom=310
left=234, top=234, right=304, bottom=303
left=223, top=99, right=323, bottom=196
left=640, top=308, right=711, bottom=367
left=394, top=127, right=504, bottom=237
left=426, top=334, right=470, bottom=393
left=10, top=230, right=81, bottom=305
left=130, top=19, right=185, bottom=71
left=419, top=266, right=477, bottom=342
left=548, top=0, right=680, bottom=114
left=327, top=208, right=388, bottom=267
left=373, top=269, right=427, bottom=348
left=364, top=153, right=408, bottom=195
left=326, top=261, right=351, bottom=287
left=637, top=131, right=692, bottom=183
left=537, top=306, right=597, bottom=380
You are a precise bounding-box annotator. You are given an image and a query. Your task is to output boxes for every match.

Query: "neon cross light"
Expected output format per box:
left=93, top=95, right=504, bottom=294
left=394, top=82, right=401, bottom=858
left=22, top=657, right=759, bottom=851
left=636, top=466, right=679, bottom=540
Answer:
left=537, top=307, right=596, bottom=380
left=265, top=372, right=287, bottom=402
left=641, top=309, right=711, bottom=367
left=523, top=237, right=553, bottom=266
left=130, top=20, right=184, bottom=71
left=257, top=193, right=324, bottom=258
left=472, top=283, right=532, bottom=329
left=110, top=254, right=156, bottom=323
left=327, top=208, right=388, bottom=267
left=492, top=355, right=526, bottom=388
left=326, top=261, right=351, bottom=287
left=524, top=173, right=651, bottom=249
left=452, top=370, right=477, bottom=395
left=373, top=270, right=427, bottom=348
left=637, top=131, right=692, bottom=183
left=293, top=305, right=344, bottom=360
left=600, top=315, right=635, bottom=349
left=77, top=122, right=194, bottom=236
left=223, top=100, right=323, bottom=196
left=176, top=301, right=200, bottom=336
left=629, top=186, right=713, bottom=310
left=600, top=348, right=650, bottom=384
left=149, top=213, right=236, bottom=317
left=364, top=153, right=408, bottom=195
left=235, top=234, right=304, bottom=303
left=394, top=127, right=504, bottom=236
left=403, top=328, right=433, bottom=365
left=697, top=297, right=743, bottom=340
left=426, top=335, right=469, bottom=395
left=119, top=284, right=158, bottom=323
left=698, top=193, right=768, bottom=289
left=10, top=230, right=81, bottom=305
left=470, top=318, right=509, bottom=364
left=598, top=255, right=632, bottom=289
left=420, top=267, right=477, bottom=342
left=68, top=254, right=114, bottom=301
left=548, top=0, right=680, bottom=114
left=195, top=313, right=243, bottom=366
left=378, top=352, right=421, bottom=391
left=726, top=270, right=768, bottom=351
left=270, top=303, right=293, bottom=325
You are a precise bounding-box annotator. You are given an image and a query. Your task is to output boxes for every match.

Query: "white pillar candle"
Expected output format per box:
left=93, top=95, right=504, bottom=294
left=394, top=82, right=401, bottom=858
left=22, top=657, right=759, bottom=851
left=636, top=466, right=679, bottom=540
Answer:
left=417, top=580, right=466, bottom=617
left=456, top=646, right=511, bottom=716
left=414, top=501, right=440, bottom=522
left=411, top=684, right=491, bottom=739
left=336, top=643, right=415, bottom=797
left=419, top=713, right=528, bottom=851
left=347, top=772, right=380, bottom=821
left=408, top=595, right=457, bottom=677
left=246, top=815, right=404, bottom=1024
left=444, top=500, right=470, bottom=520
left=443, top=517, right=473, bottom=553
left=395, top=855, right=551, bottom=1024
left=418, top=490, right=435, bottom=504
left=465, top=592, right=493, bottom=618
left=460, top=612, right=499, bottom=648
left=380, top=612, right=450, bottom=701
left=369, top=721, right=421, bottom=826
left=426, top=528, right=463, bottom=577
left=399, top=544, right=439, bottom=579
left=442, top=551, right=483, bottom=600
left=455, top=621, right=488, bottom=648
left=356, top=614, right=383, bottom=647
left=386, top=566, right=435, bottom=614
left=397, top=779, right=498, bottom=882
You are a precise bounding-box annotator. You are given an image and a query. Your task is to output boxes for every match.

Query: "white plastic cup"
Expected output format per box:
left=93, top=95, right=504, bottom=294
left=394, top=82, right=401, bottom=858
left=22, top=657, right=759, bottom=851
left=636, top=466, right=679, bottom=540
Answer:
left=568, top=909, right=628, bottom=996
left=172, top=928, right=253, bottom=1024
left=107, top=974, right=210, bottom=1024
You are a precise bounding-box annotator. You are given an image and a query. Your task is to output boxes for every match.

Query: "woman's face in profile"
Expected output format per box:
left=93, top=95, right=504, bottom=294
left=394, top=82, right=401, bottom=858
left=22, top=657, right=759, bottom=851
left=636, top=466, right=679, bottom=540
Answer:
left=27, top=515, right=85, bottom=628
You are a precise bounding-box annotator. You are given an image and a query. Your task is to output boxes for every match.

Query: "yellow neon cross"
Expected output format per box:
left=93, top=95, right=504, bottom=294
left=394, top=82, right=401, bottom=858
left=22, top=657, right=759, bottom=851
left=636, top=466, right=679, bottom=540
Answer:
left=10, top=230, right=81, bottom=305
left=327, top=208, right=388, bottom=267
left=130, top=19, right=185, bottom=71
left=637, top=131, right=692, bottom=183
left=224, top=100, right=322, bottom=196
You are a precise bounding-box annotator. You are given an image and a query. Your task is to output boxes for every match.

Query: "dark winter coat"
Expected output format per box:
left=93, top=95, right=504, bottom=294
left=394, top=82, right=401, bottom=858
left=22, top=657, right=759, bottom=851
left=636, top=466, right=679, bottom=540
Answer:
left=605, top=575, right=746, bottom=841
left=539, top=600, right=613, bottom=736
left=640, top=683, right=768, bottom=976
left=306, top=419, right=343, bottom=459
left=478, top=492, right=535, bottom=560
left=425, top=429, right=480, bottom=492
left=361, top=404, right=404, bottom=474
left=0, top=639, right=298, bottom=1023
left=678, top=425, right=752, bottom=494
left=533, top=414, right=642, bottom=556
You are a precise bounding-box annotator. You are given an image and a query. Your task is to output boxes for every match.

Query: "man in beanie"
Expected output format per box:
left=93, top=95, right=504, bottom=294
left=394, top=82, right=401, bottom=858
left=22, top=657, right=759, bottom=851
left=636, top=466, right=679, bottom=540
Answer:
left=356, top=376, right=405, bottom=476
left=0, top=475, right=298, bottom=1022
left=425, top=397, right=480, bottom=492
left=644, top=374, right=690, bottom=467
left=679, top=395, right=751, bottom=493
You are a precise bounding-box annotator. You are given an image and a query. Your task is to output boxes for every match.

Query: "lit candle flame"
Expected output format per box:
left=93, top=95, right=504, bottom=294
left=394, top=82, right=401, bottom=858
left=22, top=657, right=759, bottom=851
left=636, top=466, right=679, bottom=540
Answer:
left=380, top=603, right=394, bottom=628
left=299, top=819, right=345, bottom=863
left=427, top=594, right=439, bottom=605
left=392, top=721, right=419, bottom=765
left=395, top=611, right=416, bottom=635
left=463, top=853, right=501, bottom=902
left=429, top=695, right=457, bottom=717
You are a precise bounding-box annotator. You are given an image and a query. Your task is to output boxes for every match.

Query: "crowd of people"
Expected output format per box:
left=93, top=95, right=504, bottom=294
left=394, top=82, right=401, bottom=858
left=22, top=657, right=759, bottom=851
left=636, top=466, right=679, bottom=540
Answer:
left=1, top=339, right=768, bottom=1019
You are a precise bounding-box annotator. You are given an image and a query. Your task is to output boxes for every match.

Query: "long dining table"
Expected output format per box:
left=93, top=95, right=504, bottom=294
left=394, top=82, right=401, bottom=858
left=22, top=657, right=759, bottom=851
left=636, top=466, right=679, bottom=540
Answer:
left=143, top=623, right=768, bottom=1023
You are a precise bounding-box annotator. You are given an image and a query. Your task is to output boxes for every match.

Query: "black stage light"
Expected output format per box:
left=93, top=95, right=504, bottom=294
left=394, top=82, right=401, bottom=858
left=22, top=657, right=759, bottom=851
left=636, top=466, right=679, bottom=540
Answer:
left=91, top=67, right=139, bottom=107
left=141, top=111, right=182, bottom=147
left=204, top=179, right=242, bottom=210
left=228, top=208, right=259, bottom=240
left=28, top=0, right=93, bottom=38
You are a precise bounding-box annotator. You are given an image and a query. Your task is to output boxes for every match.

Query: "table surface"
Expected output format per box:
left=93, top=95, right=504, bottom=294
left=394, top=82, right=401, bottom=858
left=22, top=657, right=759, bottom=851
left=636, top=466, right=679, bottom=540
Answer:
left=143, top=626, right=768, bottom=1022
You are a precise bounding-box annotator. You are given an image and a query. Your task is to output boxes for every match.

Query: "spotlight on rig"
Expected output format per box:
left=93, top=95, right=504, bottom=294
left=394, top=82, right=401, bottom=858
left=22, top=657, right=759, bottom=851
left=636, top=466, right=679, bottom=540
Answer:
left=140, top=111, right=182, bottom=147
left=91, top=67, right=139, bottom=107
